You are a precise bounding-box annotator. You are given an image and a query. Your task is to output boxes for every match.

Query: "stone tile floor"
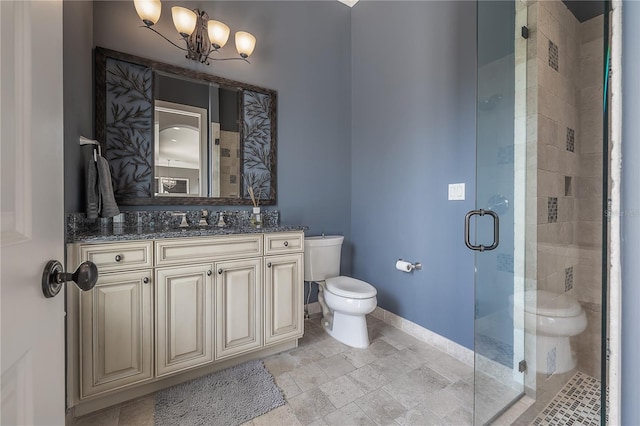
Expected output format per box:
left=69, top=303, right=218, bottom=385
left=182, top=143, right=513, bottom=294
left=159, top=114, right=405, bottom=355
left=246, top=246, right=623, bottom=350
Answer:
left=68, top=315, right=520, bottom=426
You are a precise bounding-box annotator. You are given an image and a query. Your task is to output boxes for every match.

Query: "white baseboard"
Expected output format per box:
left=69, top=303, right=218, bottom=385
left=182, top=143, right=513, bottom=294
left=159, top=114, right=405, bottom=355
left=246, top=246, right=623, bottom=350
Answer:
left=306, top=302, right=473, bottom=367
left=371, top=306, right=475, bottom=367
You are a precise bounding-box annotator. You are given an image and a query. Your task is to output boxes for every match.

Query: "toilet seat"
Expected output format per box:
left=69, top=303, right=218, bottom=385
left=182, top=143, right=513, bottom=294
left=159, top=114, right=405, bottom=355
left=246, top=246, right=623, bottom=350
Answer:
left=325, top=276, right=377, bottom=299
left=520, top=290, right=582, bottom=317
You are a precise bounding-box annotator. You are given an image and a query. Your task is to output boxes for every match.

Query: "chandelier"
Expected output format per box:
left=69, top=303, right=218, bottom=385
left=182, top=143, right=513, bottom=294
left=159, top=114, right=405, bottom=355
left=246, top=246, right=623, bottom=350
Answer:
left=162, top=160, right=177, bottom=190
left=133, top=0, right=257, bottom=65
left=162, top=176, right=177, bottom=190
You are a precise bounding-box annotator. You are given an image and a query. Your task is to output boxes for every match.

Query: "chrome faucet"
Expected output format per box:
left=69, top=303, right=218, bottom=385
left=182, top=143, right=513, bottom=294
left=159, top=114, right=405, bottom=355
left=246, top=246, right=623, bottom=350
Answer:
left=172, top=212, right=188, bottom=228
left=199, top=210, right=209, bottom=226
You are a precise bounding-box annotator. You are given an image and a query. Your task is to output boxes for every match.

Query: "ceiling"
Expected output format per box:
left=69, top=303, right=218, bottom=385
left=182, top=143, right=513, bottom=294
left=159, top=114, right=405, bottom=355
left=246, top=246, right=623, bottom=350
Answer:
left=562, top=0, right=606, bottom=22
left=337, top=0, right=359, bottom=7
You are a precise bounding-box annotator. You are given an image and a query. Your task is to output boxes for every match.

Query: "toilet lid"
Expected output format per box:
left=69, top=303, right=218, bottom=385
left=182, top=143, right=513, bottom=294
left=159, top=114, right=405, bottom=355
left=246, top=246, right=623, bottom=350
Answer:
left=518, top=290, right=582, bottom=318
left=325, top=276, right=377, bottom=299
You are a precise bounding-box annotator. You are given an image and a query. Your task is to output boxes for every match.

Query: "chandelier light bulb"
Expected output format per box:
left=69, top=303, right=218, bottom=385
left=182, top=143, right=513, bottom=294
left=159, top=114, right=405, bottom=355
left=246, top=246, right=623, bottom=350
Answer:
left=171, top=6, right=197, bottom=37
left=235, top=31, right=256, bottom=59
left=134, top=0, right=162, bottom=26
left=207, top=20, right=231, bottom=49
left=208, top=20, right=230, bottom=50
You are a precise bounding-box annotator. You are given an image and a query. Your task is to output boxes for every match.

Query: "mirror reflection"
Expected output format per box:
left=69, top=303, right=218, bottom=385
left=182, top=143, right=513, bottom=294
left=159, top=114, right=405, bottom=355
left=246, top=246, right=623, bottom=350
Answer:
left=154, top=101, right=206, bottom=196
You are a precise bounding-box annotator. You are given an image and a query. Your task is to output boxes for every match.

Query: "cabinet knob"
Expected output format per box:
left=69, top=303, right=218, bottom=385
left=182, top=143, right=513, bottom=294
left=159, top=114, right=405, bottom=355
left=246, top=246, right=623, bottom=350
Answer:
left=218, top=268, right=223, bottom=275
left=143, top=277, right=150, bottom=284
left=115, top=254, right=122, bottom=262
left=283, top=241, right=289, bottom=247
left=267, top=262, right=272, bottom=268
left=207, top=270, right=212, bottom=276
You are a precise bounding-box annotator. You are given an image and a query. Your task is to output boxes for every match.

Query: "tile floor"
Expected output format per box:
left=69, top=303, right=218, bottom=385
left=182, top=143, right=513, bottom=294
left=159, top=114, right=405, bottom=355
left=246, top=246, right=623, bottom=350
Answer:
left=68, top=315, right=480, bottom=425
left=68, top=315, right=570, bottom=426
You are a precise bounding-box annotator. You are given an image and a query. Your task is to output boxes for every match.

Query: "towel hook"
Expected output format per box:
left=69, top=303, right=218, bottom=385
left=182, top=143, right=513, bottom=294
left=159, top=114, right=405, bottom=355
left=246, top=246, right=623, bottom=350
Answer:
left=79, top=136, right=102, bottom=161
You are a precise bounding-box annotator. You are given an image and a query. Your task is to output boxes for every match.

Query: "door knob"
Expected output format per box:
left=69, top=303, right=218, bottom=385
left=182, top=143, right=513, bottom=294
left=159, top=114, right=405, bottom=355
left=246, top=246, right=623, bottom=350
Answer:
left=42, top=260, right=99, bottom=298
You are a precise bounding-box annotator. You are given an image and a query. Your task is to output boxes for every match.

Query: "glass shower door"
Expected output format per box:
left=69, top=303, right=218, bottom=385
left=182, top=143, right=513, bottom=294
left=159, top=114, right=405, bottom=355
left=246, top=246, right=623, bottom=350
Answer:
left=471, top=1, right=528, bottom=423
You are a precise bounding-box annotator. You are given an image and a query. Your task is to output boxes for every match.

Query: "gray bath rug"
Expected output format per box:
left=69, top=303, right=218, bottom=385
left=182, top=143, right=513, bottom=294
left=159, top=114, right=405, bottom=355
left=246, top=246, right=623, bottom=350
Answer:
left=154, top=360, right=285, bottom=426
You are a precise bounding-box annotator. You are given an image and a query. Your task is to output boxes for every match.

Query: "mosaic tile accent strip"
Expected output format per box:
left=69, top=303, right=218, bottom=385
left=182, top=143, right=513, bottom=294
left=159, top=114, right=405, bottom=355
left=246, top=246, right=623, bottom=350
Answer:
left=497, top=253, right=514, bottom=273
left=566, top=127, right=575, bottom=152
left=476, top=333, right=513, bottom=368
left=548, top=197, right=558, bottom=223
left=565, top=266, right=574, bottom=292
left=548, top=40, right=559, bottom=71
left=532, top=371, right=602, bottom=426
left=546, top=347, right=556, bottom=377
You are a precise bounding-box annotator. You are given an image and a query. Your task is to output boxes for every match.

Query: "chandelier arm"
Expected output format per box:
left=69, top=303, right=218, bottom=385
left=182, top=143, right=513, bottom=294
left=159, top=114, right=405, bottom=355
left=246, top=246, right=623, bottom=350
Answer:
left=141, top=25, right=189, bottom=53
left=204, top=54, right=250, bottom=63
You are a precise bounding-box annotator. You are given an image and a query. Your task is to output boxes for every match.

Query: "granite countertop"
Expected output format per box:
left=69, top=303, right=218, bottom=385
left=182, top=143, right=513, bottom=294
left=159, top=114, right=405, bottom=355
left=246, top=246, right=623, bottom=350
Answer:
left=67, top=225, right=308, bottom=244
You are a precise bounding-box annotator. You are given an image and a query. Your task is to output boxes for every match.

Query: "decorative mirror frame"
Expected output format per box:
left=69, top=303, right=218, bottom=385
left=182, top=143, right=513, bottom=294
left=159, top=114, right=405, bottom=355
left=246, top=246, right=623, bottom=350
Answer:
left=95, top=47, right=277, bottom=206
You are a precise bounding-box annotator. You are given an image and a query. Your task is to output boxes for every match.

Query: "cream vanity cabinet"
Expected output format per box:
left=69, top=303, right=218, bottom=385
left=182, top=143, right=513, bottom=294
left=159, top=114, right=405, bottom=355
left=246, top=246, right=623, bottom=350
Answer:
left=67, top=231, right=304, bottom=413
left=264, top=233, right=305, bottom=345
left=75, top=241, right=154, bottom=398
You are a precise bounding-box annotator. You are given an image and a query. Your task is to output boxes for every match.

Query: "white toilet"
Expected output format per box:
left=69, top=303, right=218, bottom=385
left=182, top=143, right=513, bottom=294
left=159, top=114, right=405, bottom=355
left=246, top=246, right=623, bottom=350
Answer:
left=304, top=235, right=377, bottom=348
left=513, top=290, right=587, bottom=374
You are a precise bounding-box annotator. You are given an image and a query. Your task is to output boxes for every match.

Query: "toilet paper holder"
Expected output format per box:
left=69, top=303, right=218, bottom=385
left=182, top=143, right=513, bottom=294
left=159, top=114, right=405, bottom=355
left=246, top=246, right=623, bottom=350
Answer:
left=396, top=259, right=422, bottom=272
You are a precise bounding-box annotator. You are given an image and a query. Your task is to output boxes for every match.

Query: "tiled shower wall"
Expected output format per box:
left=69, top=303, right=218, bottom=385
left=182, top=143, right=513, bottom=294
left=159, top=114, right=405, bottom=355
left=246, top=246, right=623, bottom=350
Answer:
left=219, top=130, right=241, bottom=198
left=529, top=0, right=603, bottom=381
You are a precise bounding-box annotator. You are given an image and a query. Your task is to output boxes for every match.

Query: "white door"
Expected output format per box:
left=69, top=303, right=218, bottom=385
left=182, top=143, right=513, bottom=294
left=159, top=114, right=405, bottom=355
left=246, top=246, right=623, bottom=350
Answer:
left=1, top=1, right=65, bottom=424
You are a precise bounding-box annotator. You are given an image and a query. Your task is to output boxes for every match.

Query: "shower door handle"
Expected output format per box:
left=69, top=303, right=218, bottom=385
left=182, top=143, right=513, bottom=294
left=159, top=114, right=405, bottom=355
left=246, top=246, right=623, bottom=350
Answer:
left=464, top=209, right=499, bottom=252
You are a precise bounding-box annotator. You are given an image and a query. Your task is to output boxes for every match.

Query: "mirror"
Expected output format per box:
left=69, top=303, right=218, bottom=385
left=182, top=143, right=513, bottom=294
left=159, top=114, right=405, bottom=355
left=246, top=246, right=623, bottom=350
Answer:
left=95, top=47, right=276, bottom=206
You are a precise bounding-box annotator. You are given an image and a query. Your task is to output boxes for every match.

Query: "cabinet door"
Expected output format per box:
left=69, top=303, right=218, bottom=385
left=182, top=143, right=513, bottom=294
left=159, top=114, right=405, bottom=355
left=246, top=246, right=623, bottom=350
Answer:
left=156, top=264, right=214, bottom=377
left=79, top=270, right=153, bottom=398
left=215, top=258, right=262, bottom=359
left=264, top=254, right=304, bottom=345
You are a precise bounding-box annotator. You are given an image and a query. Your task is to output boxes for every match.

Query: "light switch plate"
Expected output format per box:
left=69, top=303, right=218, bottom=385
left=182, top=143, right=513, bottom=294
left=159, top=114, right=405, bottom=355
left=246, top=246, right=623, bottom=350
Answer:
left=448, top=183, right=465, bottom=200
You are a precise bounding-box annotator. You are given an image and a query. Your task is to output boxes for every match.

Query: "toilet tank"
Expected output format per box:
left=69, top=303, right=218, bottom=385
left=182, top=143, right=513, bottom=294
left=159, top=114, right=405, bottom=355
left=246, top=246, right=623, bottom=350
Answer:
left=304, top=235, right=344, bottom=281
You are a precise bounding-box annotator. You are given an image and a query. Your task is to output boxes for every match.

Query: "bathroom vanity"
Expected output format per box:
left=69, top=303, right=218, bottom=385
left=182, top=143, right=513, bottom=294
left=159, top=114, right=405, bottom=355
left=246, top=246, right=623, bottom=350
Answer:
left=65, top=227, right=304, bottom=415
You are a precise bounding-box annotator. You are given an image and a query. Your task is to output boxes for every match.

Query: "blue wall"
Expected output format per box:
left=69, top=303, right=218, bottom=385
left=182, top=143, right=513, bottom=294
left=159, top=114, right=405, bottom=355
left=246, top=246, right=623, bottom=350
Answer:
left=622, top=1, right=640, bottom=423
left=350, top=1, right=477, bottom=349
left=65, top=1, right=353, bottom=262
left=63, top=1, right=94, bottom=217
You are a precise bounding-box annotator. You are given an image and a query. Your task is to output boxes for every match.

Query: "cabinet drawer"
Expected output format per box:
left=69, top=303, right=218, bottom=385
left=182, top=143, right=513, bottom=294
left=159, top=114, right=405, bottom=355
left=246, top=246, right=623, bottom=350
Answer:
left=80, top=241, right=153, bottom=272
left=156, top=235, right=263, bottom=266
left=264, top=232, right=304, bottom=255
